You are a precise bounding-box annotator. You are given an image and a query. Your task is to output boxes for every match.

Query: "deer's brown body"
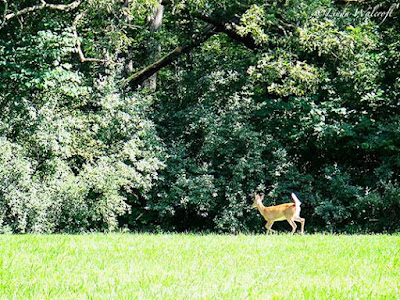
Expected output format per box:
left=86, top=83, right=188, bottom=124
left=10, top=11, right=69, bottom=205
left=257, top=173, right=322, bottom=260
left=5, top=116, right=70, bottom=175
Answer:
left=252, top=193, right=305, bottom=235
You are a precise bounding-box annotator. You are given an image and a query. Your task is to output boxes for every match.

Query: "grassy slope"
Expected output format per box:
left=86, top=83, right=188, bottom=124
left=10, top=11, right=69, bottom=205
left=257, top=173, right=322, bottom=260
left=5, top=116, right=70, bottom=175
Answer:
left=0, top=234, right=399, bottom=299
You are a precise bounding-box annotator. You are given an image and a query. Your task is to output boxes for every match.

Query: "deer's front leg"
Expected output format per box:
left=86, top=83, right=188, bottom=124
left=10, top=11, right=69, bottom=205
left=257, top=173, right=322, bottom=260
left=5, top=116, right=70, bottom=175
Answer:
left=265, top=220, right=275, bottom=234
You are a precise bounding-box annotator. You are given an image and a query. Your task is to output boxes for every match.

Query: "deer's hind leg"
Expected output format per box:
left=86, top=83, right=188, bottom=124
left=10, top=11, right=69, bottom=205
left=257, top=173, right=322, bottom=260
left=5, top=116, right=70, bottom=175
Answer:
left=286, top=218, right=297, bottom=235
left=294, top=217, right=305, bottom=235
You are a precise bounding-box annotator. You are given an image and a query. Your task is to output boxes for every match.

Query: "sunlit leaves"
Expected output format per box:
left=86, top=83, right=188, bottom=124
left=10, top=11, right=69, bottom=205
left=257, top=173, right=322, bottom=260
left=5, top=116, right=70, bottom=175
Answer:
left=298, top=20, right=377, bottom=59
left=236, top=4, right=268, bottom=45
left=248, top=53, right=321, bottom=96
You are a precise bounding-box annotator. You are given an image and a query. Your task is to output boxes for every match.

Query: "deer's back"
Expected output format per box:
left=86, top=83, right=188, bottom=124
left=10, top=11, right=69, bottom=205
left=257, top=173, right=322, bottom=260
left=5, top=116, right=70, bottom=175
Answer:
left=262, top=203, right=295, bottom=221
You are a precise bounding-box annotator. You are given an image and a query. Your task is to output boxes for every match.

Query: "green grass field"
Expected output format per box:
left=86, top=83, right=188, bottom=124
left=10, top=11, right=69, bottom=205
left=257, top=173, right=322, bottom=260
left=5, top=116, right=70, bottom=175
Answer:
left=0, top=234, right=399, bottom=299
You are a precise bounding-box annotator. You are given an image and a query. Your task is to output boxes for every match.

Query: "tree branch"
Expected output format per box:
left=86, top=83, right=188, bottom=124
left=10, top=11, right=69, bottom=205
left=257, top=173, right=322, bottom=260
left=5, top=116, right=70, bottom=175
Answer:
left=161, top=1, right=260, bottom=49
left=72, top=13, right=110, bottom=63
left=2, top=0, right=81, bottom=22
left=191, top=12, right=261, bottom=50
left=122, top=24, right=216, bottom=89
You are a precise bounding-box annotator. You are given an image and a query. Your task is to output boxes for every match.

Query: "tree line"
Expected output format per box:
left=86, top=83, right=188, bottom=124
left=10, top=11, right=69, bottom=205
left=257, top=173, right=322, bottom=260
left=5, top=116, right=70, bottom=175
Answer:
left=0, top=0, right=399, bottom=233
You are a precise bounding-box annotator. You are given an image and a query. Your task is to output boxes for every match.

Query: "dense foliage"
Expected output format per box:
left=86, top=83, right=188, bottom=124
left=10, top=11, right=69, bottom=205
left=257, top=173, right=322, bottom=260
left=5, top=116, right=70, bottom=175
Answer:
left=0, top=0, right=399, bottom=233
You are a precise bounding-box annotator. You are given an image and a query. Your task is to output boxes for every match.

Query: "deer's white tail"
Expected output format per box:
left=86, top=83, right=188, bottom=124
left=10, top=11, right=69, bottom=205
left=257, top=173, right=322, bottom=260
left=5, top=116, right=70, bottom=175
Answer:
left=291, top=192, right=302, bottom=217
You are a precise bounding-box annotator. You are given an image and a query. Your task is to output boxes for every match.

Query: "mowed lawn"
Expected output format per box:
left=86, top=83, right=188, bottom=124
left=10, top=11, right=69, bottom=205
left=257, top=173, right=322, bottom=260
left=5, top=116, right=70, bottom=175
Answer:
left=0, top=234, right=399, bottom=299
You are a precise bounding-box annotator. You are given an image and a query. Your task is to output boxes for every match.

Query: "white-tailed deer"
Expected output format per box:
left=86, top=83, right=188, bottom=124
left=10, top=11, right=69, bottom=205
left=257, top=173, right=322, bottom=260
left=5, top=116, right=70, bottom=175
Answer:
left=252, top=193, right=305, bottom=235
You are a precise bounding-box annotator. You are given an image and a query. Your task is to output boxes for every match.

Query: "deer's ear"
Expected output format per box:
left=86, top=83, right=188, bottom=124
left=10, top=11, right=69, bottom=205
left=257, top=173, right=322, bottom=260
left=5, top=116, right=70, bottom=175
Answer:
left=260, top=194, right=264, bottom=200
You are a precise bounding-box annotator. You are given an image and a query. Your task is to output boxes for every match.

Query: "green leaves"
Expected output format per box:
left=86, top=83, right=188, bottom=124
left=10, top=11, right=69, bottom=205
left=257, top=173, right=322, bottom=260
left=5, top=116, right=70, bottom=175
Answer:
left=236, top=4, right=268, bottom=45
left=0, top=12, right=165, bottom=232
left=248, top=53, right=321, bottom=96
left=299, top=21, right=377, bottom=59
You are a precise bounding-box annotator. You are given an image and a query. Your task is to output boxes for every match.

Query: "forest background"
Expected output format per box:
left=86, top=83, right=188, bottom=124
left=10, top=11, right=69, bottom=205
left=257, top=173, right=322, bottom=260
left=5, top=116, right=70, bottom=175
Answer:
left=0, top=0, right=399, bottom=234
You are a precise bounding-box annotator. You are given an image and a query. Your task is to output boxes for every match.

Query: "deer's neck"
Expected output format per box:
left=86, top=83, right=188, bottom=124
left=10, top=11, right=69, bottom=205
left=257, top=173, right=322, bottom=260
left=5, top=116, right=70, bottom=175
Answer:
left=256, top=201, right=266, bottom=213
left=257, top=201, right=273, bottom=219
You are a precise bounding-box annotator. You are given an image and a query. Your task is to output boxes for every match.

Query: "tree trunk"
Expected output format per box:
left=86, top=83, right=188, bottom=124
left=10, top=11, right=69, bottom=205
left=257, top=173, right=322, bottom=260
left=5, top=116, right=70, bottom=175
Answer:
left=142, top=3, right=164, bottom=90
